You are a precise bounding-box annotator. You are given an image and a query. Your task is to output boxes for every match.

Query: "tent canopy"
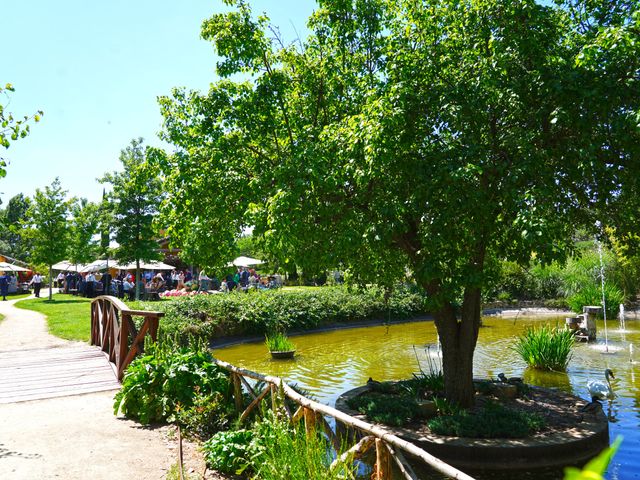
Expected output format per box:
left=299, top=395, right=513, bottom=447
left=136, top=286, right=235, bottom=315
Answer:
left=0, top=261, right=31, bottom=272
left=114, top=260, right=175, bottom=271
left=230, top=256, right=264, bottom=267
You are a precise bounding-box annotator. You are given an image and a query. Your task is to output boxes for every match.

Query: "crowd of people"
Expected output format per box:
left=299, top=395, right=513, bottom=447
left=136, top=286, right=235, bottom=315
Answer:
left=54, top=266, right=281, bottom=301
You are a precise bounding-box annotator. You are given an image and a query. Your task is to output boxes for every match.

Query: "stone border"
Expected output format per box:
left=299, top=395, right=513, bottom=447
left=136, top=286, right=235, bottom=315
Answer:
left=335, top=384, right=610, bottom=471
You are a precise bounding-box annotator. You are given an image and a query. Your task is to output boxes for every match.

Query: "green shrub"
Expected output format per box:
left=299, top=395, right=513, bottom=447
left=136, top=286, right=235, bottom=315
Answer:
left=203, top=429, right=253, bottom=475
left=398, top=371, right=445, bottom=398
left=176, top=390, right=236, bottom=439
left=346, top=393, right=419, bottom=426
left=512, top=324, right=574, bottom=371
left=134, top=286, right=428, bottom=344
left=428, top=401, right=545, bottom=438
left=265, top=332, right=296, bottom=352
left=248, top=411, right=357, bottom=480
left=113, top=343, right=231, bottom=424
left=567, top=282, right=625, bottom=319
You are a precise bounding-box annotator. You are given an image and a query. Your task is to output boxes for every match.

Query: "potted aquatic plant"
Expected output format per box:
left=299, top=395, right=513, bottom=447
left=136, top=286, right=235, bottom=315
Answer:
left=265, top=332, right=296, bottom=359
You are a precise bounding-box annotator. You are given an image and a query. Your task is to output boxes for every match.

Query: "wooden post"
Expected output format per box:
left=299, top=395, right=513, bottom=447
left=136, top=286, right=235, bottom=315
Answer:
left=303, top=407, right=316, bottom=437
left=233, top=374, right=244, bottom=413
left=117, top=312, right=130, bottom=380
left=271, top=384, right=278, bottom=412
left=376, top=438, right=392, bottom=480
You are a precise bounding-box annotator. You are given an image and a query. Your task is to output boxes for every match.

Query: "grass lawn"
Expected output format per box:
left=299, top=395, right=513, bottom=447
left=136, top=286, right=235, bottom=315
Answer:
left=7, top=293, right=32, bottom=301
left=16, top=294, right=92, bottom=342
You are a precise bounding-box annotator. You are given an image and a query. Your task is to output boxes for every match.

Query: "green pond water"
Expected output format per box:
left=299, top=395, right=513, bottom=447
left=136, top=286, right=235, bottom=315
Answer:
left=216, top=316, right=640, bottom=480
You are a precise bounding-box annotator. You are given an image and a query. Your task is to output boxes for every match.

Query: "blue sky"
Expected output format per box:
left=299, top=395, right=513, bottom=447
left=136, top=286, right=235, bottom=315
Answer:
left=2, top=0, right=315, bottom=206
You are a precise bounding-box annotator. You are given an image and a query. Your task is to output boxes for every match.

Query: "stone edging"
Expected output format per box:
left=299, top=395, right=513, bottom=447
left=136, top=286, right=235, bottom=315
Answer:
left=335, top=384, right=609, bottom=471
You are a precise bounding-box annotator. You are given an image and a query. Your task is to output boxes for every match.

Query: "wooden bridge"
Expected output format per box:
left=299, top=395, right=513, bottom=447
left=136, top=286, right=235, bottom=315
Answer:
left=0, top=295, right=162, bottom=404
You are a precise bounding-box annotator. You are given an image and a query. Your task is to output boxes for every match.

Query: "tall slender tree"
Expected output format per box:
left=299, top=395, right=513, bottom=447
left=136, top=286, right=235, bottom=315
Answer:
left=23, top=178, right=70, bottom=300
left=67, top=198, right=100, bottom=268
left=100, top=138, right=163, bottom=300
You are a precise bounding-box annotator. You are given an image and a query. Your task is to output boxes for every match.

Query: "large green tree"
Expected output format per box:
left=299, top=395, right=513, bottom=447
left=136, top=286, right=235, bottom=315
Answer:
left=100, top=138, right=163, bottom=300
left=24, top=178, right=70, bottom=300
left=0, top=84, right=42, bottom=178
left=156, top=0, right=640, bottom=406
left=67, top=198, right=100, bottom=267
left=0, top=193, right=32, bottom=260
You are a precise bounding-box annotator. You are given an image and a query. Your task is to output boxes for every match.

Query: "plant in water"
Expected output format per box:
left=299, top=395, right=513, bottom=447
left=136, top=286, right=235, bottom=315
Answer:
left=567, top=282, right=625, bottom=320
left=513, top=324, right=574, bottom=371
left=265, top=331, right=296, bottom=352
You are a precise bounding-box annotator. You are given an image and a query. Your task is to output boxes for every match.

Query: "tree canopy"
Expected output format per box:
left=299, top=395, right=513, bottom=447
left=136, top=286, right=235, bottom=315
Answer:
left=155, top=0, right=640, bottom=406
left=23, top=178, right=70, bottom=300
left=67, top=198, right=100, bottom=267
left=0, top=84, right=42, bottom=178
left=100, top=138, right=163, bottom=299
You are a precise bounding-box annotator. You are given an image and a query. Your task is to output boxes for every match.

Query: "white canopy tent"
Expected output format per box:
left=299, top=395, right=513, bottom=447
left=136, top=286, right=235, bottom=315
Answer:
left=230, top=256, right=264, bottom=267
left=113, top=260, right=175, bottom=271
left=0, top=261, right=31, bottom=272
left=79, top=260, right=110, bottom=273
left=51, top=261, right=82, bottom=272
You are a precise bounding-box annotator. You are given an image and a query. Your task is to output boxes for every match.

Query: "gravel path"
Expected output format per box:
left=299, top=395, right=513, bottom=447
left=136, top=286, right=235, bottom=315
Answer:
left=0, top=295, right=177, bottom=479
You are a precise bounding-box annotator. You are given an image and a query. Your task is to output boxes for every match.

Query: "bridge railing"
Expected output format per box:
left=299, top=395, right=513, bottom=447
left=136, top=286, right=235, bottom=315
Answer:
left=90, top=295, right=164, bottom=381
left=215, top=359, right=476, bottom=480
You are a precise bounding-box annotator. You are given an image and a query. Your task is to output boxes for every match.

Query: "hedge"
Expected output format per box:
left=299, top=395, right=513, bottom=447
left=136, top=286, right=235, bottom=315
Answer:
left=134, top=286, right=429, bottom=344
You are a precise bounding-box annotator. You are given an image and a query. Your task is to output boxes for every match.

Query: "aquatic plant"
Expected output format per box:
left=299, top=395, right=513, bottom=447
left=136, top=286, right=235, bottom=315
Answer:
left=567, top=282, right=625, bottom=319
left=513, top=324, right=574, bottom=371
left=265, top=332, right=296, bottom=352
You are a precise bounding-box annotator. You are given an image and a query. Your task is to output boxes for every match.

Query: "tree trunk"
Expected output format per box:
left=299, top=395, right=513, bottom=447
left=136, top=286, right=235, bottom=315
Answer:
left=135, top=259, right=141, bottom=301
left=48, top=265, right=53, bottom=301
left=432, top=286, right=482, bottom=408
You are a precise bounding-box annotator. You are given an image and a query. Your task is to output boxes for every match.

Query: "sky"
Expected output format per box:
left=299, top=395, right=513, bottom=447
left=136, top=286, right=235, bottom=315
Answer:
left=1, top=0, right=316, bottom=206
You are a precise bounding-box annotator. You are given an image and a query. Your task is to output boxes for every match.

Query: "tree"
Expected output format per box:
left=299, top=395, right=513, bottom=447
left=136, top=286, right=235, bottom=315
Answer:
left=23, top=178, right=70, bottom=300
left=67, top=198, right=100, bottom=267
left=100, top=138, right=163, bottom=300
left=0, top=193, right=32, bottom=260
left=156, top=0, right=639, bottom=406
left=0, top=84, right=42, bottom=178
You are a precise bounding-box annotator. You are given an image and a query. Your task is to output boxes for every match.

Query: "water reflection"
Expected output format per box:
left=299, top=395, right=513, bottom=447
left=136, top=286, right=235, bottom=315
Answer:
left=217, top=316, right=640, bottom=479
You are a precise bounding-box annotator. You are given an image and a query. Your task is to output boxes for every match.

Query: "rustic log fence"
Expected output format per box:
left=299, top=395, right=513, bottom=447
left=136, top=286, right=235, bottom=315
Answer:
left=215, top=359, right=476, bottom=480
left=90, top=295, right=164, bottom=380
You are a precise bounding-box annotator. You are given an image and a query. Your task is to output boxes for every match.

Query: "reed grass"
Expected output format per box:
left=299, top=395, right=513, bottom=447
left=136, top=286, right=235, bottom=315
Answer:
left=513, top=324, right=574, bottom=371
left=265, top=332, right=296, bottom=352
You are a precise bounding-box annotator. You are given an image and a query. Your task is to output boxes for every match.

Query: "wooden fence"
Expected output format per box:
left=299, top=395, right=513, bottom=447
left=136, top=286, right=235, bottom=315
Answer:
left=215, top=359, right=476, bottom=480
left=90, top=295, right=164, bottom=380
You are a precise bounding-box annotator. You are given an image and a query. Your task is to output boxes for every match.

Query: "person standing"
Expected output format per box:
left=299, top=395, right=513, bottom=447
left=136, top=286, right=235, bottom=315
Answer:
left=30, top=272, right=43, bottom=298
left=85, top=272, right=96, bottom=298
left=0, top=271, right=9, bottom=301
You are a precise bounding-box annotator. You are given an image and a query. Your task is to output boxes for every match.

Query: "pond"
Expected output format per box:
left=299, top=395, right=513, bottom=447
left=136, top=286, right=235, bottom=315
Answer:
left=216, top=316, right=640, bottom=480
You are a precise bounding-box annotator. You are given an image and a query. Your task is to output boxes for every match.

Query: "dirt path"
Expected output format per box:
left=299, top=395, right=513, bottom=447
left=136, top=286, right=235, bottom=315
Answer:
left=0, top=295, right=178, bottom=479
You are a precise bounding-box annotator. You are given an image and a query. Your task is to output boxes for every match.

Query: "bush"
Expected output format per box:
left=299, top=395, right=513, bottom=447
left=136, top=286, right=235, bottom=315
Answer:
left=428, top=401, right=545, bottom=438
left=567, top=282, right=625, bottom=319
left=203, top=429, right=253, bottom=475
left=512, top=324, right=574, bottom=371
left=176, top=390, right=236, bottom=439
left=346, top=393, right=419, bottom=426
left=203, top=412, right=357, bottom=480
left=135, top=286, right=428, bottom=344
left=248, top=411, right=357, bottom=480
left=113, top=342, right=231, bottom=423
